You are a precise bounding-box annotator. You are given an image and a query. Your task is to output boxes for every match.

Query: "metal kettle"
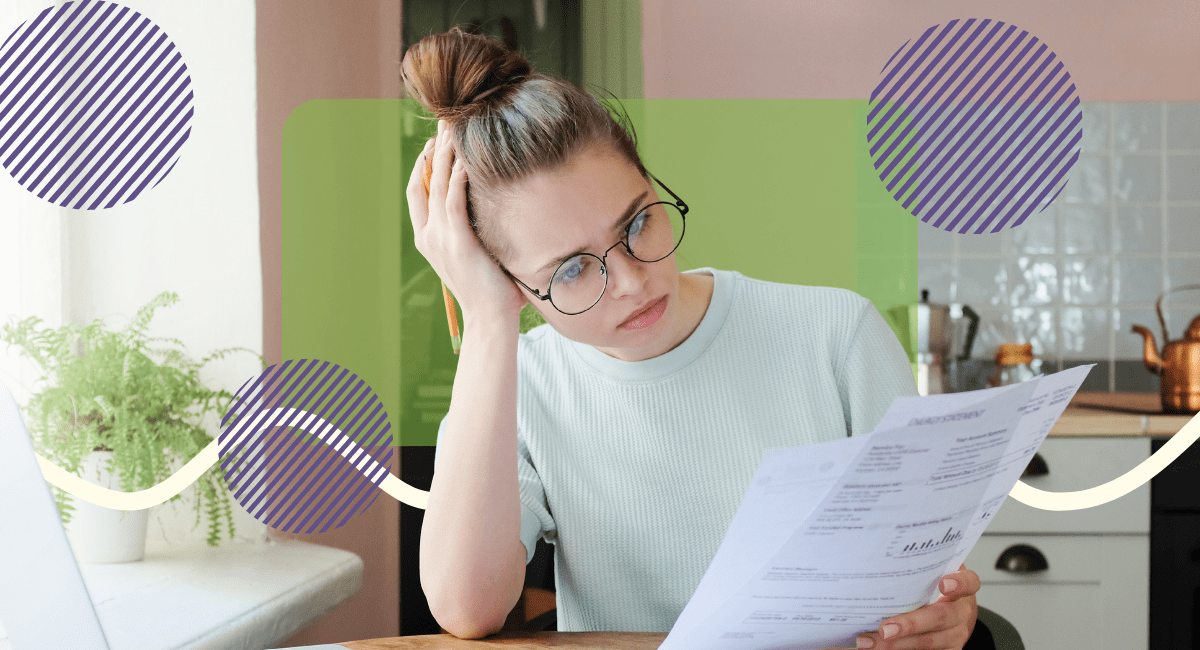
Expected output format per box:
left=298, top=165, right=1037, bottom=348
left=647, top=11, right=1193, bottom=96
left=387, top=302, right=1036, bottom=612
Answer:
left=1131, top=284, right=1200, bottom=414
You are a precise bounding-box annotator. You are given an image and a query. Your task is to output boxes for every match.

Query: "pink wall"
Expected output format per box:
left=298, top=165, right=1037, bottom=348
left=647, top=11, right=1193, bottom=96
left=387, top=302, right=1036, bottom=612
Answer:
left=642, top=0, right=1200, bottom=101
left=257, top=1, right=402, bottom=646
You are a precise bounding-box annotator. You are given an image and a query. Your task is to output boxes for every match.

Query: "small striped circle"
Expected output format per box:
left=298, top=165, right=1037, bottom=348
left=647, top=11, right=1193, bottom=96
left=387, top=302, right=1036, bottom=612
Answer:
left=217, top=360, right=394, bottom=534
left=0, top=0, right=193, bottom=210
left=868, top=19, right=1082, bottom=233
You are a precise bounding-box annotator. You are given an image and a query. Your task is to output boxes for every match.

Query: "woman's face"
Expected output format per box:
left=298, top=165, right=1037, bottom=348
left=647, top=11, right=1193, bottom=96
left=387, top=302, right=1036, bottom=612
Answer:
left=498, top=143, right=697, bottom=362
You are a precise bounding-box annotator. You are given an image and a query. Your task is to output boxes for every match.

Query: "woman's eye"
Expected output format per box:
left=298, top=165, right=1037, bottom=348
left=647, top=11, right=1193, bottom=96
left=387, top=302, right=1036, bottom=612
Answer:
left=554, top=257, right=584, bottom=284
left=627, top=211, right=648, bottom=248
left=629, top=211, right=646, bottom=237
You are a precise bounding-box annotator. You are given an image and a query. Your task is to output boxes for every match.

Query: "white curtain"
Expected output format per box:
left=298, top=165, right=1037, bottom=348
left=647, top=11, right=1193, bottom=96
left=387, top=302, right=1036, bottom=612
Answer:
left=0, top=184, right=66, bottom=406
left=0, top=0, right=70, bottom=407
left=0, top=0, right=265, bottom=550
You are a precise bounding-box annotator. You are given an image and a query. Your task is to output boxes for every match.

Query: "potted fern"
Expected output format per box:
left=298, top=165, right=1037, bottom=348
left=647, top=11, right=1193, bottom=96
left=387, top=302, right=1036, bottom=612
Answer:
left=0, top=292, right=261, bottom=562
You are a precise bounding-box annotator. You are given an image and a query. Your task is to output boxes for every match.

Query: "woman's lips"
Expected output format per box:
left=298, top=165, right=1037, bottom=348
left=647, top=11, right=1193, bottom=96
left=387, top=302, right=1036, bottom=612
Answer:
left=619, top=295, right=667, bottom=330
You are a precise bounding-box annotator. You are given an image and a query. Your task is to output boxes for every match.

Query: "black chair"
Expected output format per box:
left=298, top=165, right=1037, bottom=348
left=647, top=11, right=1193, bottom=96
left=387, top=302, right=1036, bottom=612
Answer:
left=973, top=605, right=1025, bottom=650
left=520, top=540, right=1025, bottom=649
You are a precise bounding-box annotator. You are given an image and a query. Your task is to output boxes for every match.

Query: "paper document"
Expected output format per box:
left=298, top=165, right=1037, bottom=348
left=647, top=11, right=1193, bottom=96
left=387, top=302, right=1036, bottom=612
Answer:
left=661, top=365, right=1092, bottom=650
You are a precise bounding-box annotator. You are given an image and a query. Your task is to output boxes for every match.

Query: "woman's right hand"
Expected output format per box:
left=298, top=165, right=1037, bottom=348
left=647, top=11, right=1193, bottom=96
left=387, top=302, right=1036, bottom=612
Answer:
left=407, top=119, right=527, bottom=326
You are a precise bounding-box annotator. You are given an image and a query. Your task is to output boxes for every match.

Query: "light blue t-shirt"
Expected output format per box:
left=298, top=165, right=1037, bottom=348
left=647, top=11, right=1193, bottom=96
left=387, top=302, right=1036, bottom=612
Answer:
left=435, top=267, right=918, bottom=632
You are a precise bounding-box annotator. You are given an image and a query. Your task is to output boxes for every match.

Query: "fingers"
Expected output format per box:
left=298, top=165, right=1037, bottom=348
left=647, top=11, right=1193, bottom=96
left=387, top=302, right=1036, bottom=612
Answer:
left=428, top=119, right=456, bottom=211
left=406, top=137, right=436, bottom=232
left=855, top=622, right=969, bottom=650
left=937, top=566, right=981, bottom=601
left=445, top=156, right=470, bottom=236
left=853, top=567, right=979, bottom=649
left=873, top=600, right=963, bottom=644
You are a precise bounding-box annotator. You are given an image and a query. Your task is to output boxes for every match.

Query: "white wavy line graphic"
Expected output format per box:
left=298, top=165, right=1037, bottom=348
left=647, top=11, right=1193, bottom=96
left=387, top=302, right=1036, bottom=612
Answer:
left=221, top=407, right=394, bottom=521
left=36, top=409, right=1200, bottom=514
left=38, top=408, right=428, bottom=510
left=1010, top=409, right=1200, bottom=510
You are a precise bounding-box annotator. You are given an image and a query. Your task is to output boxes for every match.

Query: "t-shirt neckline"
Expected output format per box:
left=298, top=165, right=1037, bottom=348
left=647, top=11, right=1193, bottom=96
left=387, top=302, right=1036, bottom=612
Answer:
left=566, top=267, right=737, bottom=382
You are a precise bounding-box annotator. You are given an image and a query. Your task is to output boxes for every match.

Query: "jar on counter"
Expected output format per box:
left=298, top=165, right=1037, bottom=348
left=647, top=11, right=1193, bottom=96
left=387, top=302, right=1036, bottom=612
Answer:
left=988, top=343, right=1041, bottom=387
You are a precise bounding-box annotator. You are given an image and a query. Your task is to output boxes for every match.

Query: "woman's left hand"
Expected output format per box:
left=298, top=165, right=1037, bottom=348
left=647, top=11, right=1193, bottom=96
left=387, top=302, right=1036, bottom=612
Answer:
left=822, top=564, right=981, bottom=650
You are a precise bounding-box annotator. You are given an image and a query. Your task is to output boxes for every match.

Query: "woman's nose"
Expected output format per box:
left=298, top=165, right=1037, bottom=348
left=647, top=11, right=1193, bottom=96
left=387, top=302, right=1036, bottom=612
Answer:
left=602, top=243, right=648, bottom=300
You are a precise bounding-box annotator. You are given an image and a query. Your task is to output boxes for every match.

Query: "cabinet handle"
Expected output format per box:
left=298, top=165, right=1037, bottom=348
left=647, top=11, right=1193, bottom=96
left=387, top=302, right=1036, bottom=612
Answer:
left=995, top=544, right=1049, bottom=573
left=1021, top=453, right=1049, bottom=478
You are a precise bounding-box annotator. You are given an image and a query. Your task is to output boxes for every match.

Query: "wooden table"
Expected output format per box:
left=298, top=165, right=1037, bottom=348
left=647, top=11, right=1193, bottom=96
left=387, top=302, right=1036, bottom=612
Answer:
left=341, top=632, right=666, bottom=649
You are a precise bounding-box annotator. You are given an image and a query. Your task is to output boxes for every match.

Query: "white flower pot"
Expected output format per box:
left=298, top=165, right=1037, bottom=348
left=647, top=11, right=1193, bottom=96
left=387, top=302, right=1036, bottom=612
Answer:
left=62, top=450, right=149, bottom=563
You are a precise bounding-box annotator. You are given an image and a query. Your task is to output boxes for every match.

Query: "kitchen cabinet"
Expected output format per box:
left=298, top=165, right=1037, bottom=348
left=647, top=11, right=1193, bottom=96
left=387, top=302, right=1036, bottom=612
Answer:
left=963, top=437, right=1151, bottom=650
left=1149, top=434, right=1200, bottom=649
left=960, top=394, right=1193, bottom=650
left=967, top=534, right=1147, bottom=648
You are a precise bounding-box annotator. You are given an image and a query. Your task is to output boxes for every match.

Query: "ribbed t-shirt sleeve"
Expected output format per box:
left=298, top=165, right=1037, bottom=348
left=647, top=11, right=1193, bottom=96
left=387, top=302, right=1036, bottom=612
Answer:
left=433, top=414, right=550, bottom=565
left=837, top=297, right=920, bottom=437
left=515, top=433, right=556, bottom=562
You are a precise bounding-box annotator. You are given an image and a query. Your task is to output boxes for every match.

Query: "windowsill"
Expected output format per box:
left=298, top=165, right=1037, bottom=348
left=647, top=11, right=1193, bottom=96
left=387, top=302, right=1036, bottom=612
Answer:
left=78, top=538, right=362, bottom=650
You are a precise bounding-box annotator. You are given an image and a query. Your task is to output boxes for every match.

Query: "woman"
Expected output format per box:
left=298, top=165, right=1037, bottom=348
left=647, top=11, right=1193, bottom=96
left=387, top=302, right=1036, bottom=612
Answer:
left=403, top=27, right=981, bottom=650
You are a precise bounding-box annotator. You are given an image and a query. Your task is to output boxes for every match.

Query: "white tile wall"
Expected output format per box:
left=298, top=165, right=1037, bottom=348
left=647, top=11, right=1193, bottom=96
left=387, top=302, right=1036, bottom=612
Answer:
left=918, top=103, right=1200, bottom=391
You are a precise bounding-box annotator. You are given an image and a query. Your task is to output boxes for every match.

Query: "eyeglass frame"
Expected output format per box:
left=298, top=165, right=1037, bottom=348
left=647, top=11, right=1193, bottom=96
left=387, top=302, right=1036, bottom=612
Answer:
left=505, top=171, right=689, bottom=316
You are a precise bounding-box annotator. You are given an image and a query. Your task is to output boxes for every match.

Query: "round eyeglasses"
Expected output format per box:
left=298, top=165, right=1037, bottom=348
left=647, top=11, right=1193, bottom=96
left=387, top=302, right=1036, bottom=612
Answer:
left=508, top=172, right=688, bottom=315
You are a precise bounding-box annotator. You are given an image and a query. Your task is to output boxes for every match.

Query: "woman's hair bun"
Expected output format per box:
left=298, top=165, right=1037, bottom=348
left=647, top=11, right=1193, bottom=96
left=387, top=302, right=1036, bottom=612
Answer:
left=401, top=27, right=533, bottom=119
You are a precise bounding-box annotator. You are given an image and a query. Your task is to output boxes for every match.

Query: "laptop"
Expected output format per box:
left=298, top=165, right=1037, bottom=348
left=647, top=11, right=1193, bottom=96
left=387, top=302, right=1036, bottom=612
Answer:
left=0, top=382, right=110, bottom=650
left=0, top=383, right=349, bottom=650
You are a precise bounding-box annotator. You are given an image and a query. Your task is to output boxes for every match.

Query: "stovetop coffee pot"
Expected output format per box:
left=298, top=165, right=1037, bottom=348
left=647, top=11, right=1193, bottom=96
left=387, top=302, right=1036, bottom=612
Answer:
left=887, top=290, right=979, bottom=395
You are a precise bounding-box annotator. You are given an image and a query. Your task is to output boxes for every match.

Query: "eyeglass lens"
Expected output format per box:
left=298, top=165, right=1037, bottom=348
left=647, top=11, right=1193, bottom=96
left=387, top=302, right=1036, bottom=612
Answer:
left=547, top=202, right=685, bottom=314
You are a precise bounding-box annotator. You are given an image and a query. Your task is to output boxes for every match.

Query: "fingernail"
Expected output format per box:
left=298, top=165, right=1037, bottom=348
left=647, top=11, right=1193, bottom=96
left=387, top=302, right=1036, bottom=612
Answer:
left=882, top=623, right=900, bottom=639
left=857, top=636, right=875, bottom=648
left=942, top=578, right=958, bottom=592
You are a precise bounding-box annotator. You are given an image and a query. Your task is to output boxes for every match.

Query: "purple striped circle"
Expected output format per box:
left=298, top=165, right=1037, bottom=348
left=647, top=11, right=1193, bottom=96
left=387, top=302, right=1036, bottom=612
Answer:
left=868, top=19, right=1082, bottom=233
left=0, top=0, right=193, bottom=210
left=217, top=360, right=394, bottom=535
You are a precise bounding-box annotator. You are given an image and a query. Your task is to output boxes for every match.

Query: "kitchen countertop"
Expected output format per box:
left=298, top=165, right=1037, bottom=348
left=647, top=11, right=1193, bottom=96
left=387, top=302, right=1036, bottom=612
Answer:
left=1049, top=392, right=1196, bottom=436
